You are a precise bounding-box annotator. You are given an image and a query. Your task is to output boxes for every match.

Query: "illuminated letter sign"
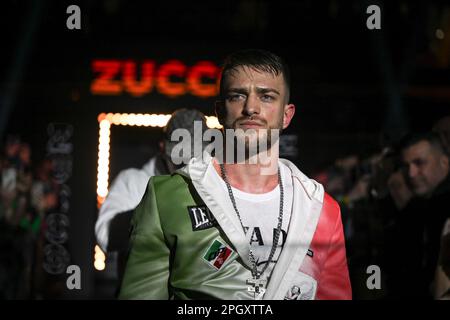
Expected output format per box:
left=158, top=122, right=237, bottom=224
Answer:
left=187, top=61, right=220, bottom=98
left=91, top=59, right=220, bottom=98
left=91, top=60, right=122, bottom=95
left=123, top=60, right=155, bottom=97
left=156, top=60, right=187, bottom=98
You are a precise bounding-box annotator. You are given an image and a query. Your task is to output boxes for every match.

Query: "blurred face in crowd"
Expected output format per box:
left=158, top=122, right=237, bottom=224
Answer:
left=19, top=144, right=31, bottom=165
left=5, top=141, right=20, bottom=158
left=216, top=66, right=295, bottom=150
left=402, top=140, right=449, bottom=197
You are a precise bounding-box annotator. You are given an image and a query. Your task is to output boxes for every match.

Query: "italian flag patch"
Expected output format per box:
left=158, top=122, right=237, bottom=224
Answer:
left=203, top=239, right=233, bottom=270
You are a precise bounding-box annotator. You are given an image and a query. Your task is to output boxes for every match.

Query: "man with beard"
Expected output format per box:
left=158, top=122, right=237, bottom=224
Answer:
left=119, top=49, right=351, bottom=300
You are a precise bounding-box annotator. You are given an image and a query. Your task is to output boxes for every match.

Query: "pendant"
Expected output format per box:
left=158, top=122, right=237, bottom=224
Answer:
left=246, top=278, right=267, bottom=299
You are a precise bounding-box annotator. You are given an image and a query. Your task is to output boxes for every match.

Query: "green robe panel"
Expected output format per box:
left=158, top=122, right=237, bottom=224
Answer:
left=119, top=174, right=253, bottom=300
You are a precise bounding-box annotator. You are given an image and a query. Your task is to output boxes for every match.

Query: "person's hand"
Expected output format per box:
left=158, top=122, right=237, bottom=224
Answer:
left=335, top=155, right=359, bottom=172
left=347, top=174, right=370, bottom=202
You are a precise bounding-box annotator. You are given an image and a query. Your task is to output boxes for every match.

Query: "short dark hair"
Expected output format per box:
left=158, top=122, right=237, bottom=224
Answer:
left=219, top=49, right=291, bottom=102
left=399, top=131, right=448, bottom=156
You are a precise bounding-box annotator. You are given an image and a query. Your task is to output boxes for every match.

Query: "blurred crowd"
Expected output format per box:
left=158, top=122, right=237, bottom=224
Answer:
left=0, top=135, right=61, bottom=299
left=314, top=116, right=450, bottom=299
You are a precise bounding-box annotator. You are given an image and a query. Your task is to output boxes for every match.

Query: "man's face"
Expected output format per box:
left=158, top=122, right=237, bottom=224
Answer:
left=217, top=66, right=295, bottom=147
left=402, top=140, right=449, bottom=197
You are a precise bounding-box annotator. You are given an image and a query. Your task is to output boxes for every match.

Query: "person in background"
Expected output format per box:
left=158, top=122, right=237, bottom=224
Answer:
left=387, top=132, right=450, bottom=299
left=0, top=136, right=40, bottom=299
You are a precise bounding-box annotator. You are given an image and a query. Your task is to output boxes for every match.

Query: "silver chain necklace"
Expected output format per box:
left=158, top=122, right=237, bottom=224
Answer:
left=219, top=163, right=284, bottom=297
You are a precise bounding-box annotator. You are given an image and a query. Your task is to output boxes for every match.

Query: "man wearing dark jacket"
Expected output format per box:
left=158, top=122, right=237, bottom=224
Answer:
left=388, top=132, right=449, bottom=299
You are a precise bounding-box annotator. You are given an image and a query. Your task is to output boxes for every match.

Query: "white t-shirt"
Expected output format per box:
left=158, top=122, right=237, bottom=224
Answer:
left=213, top=162, right=294, bottom=281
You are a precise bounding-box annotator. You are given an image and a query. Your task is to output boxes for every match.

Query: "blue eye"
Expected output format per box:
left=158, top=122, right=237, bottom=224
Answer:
left=227, top=94, right=244, bottom=102
left=261, top=95, right=274, bottom=102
